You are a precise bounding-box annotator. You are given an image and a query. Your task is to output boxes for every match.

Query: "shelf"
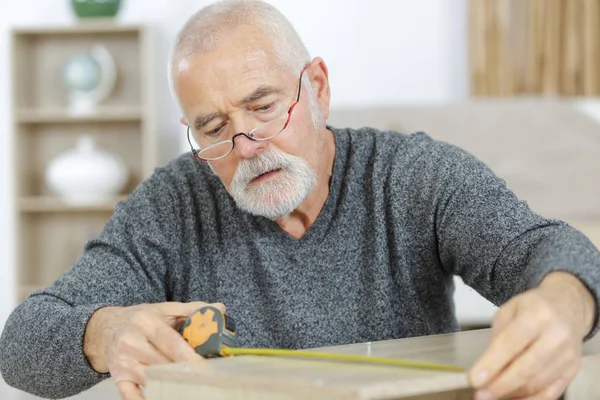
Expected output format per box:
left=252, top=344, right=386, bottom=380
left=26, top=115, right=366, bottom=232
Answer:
left=19, top=196, right=127, bottom=213
left=13, top=24, right=142, bottom=36
left=15, top=106, right=143, bottom=124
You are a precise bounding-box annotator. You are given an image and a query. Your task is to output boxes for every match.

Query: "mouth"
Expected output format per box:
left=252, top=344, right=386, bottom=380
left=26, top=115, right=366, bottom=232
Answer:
left=251, top=168, right=282, bottom=184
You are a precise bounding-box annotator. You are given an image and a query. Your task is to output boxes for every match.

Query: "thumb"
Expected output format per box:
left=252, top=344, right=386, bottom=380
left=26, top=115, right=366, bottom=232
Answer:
left=188, top=301, right=227, bottom=315
left=157, top=301, right=227, bottom=317
left=490, top=298, right=517, bottom=342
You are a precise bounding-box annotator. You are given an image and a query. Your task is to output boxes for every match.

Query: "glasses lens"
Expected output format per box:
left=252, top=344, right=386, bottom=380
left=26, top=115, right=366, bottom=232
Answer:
left=197, top=141, right=233, bottom=160
left=250, top=115, right=289, bottom=140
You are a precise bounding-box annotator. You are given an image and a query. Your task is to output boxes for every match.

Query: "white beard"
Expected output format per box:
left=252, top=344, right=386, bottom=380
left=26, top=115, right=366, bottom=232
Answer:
left=230, top=147, right=317, bottom=220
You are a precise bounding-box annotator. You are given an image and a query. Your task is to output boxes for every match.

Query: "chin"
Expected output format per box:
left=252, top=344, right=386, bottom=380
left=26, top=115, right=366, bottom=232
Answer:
left=231, top=166, right=317, bottom=220
left=236, top=189, right=307, bottom=221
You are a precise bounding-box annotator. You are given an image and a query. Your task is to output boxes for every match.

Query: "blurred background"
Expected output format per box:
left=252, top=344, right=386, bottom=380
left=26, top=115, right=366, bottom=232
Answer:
left=1, top=0, right=600, bottom=398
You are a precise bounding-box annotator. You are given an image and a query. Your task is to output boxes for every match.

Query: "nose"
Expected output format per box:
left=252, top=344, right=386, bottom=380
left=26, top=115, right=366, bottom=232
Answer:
left=230, top=114, right=267, bottom=159
left=232, top=132, right=267, bottom=159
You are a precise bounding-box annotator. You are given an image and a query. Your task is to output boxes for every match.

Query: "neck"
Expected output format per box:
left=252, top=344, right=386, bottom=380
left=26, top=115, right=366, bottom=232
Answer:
left=275, top=128, right=335, bottom=239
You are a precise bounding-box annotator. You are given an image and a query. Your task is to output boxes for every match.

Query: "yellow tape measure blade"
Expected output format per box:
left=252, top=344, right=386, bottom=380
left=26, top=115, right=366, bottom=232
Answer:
left=221, top=347, right=464, bottom=372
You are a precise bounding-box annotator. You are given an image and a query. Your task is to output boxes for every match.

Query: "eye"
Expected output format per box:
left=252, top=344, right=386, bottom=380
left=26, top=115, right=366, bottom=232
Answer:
left=205, top=124, right=225, bottom=136
left=254, top=102, right=275, bottom=112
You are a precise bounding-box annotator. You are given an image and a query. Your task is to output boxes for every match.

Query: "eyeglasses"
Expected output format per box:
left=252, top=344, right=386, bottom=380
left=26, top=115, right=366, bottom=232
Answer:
left=187, top=65, right=308, bottom=161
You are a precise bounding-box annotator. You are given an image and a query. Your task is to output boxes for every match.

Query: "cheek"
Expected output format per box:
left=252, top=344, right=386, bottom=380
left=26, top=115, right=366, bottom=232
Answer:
left=209, top=159, right=239, bottom=190
left=279, top=112, right=318, bottom=154
left=269, top=133, right=304, bottom=160
left=292, top=120, right=321, bottom=163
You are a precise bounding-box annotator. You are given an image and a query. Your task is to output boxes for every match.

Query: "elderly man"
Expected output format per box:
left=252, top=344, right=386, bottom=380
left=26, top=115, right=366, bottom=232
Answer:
left=1, top=1, right=599, bottom=400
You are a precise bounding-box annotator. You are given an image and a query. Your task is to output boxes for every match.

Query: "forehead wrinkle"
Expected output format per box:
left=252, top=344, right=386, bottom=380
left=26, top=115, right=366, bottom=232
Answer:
left=241, top=85, right=284, bottom=104
left=238, top=49, right=270, bottom=79
left=186, top=47, right=282, bottom=132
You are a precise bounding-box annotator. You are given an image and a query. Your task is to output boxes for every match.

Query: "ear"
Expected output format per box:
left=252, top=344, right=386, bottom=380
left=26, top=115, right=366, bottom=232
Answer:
left=180, top=116, right=188, bottom=126
left=307, top=57, right=331, bottom=120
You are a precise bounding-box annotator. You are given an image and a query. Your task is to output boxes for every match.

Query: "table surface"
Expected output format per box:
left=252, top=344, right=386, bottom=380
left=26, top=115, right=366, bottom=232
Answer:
left=2, top=317, right=600, bottom=399
left=0, top=378, right=118, bottom=400
left=146, top=328, right=600, bottom=399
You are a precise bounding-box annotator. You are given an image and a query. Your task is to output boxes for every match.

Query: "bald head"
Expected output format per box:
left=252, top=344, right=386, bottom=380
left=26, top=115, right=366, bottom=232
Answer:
left=169, top=0, right=311, bottom=107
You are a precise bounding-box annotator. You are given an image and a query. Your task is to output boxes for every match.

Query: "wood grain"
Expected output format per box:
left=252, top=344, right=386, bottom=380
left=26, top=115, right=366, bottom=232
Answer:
left=525, top=0, right=541, bottom=93
left=542, top=0, right=561, bottom=95
left=469, top=0, right=486, bottom=96
left=562, top=0, right=582, bottom=94
left=146, top=329, right=600, bottom=399
left=471, top=0, right=599, bottom=97
left=583, top=0, right=600, bottom=95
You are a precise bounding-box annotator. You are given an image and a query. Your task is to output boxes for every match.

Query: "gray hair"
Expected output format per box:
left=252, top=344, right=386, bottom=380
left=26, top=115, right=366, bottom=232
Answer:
left=168, top=0, right=312, bottom=113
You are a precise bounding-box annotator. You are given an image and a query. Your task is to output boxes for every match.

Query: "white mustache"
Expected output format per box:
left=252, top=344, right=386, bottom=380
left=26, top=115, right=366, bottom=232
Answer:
left=233, top=149, right=290, bottom=186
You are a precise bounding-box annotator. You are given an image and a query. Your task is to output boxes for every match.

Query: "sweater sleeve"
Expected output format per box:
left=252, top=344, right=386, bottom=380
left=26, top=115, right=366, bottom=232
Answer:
left=0, top=170, right=184, bottom=399
left=429, top=139, right=600, bottom=340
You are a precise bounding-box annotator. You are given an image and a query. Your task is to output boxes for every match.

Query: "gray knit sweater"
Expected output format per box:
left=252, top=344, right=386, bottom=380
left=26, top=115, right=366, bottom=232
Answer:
left=1, top=127, right=600, bottom=399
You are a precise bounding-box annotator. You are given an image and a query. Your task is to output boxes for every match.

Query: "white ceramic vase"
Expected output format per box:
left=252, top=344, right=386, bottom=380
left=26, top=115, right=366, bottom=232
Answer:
left=45, top=135, right=128, bottom=204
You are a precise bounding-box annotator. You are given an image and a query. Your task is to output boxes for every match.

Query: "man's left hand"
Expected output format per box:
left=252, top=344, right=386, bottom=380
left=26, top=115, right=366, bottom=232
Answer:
left=469, top=271, right=596, bottom=400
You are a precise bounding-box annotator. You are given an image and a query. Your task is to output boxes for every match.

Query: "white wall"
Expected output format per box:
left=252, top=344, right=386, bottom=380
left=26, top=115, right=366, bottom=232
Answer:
left=0, top=2, right=15, bottom=330
left=0, top=0, right=472, bottom=328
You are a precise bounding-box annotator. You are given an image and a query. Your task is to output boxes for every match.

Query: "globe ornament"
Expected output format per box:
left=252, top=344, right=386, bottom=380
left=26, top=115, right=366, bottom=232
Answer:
left=61, top=44, right=116, bottom=114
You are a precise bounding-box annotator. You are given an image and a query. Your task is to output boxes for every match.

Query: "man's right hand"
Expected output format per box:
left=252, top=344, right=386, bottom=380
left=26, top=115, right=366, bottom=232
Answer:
left=83, top=301, right=226, bottom=400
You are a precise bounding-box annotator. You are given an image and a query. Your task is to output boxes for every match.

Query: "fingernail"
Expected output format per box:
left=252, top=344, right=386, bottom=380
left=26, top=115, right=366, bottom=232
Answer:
left=475, top=389, right=493, bottom=400
left=212, top=302, right=226, bottom=312
left=471, top=369, right=489, bottom=387
left=185, top=347, right=200, bottom=360
left=546, top=379, right=565, bottom=398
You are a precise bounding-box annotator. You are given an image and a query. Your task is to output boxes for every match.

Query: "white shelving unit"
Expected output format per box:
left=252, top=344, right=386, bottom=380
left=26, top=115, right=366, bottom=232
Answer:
left=11, top=22, right=156, bottom=302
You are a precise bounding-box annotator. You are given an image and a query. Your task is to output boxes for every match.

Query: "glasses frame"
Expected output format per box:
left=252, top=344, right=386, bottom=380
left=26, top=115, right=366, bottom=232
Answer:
left=187, top=64, right=308, bottom=162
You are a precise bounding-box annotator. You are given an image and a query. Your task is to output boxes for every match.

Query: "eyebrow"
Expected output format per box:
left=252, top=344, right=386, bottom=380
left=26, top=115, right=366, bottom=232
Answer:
left=242, top=85, right=283, bottom=103
left=193, top=85, right=284, bottom=131
left=194, top=112, right=221, bottom=131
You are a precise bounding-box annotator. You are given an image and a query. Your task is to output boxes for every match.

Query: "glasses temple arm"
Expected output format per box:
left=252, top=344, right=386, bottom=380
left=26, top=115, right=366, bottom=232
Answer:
left=296, top=64, right=309, bottom=102
left=186, top=127, right=195, bottom=150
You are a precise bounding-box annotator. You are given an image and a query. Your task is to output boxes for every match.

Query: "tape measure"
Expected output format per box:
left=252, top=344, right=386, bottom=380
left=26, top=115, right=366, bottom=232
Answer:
left=179, top=304, right=237, bottom=357
left=179, top=305, right=464, bottom=372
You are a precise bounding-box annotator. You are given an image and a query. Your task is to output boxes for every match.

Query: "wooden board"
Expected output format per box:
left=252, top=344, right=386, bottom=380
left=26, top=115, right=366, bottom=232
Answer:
left=145, top=329, right=600, bottom=399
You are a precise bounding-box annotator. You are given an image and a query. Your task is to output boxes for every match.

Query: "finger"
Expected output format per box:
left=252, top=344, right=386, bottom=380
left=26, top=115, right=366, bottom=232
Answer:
left=115, top=380, right=144, bottom=400
left=210, top=302, right=227, bottom=313
left=511, top=377, right=569, bottom=400
left=510, top=350, right=579, bottom=400
left=112, top=328, right=173, bottom=366
left=110, top=359, right=149, bottom=388
left=542, top=377, right=570, bottom=399
left=469, top=316, right=540, bottom=388
left=156, top=301, right=227, bottom=316
left=163, top=302, right=228, bottom=333
left=147, top=320, right=198, bottom=362
left=479, top=333, right=570, bottom=399
left=130, top=339, right=172, bottom=365
left=490, top=299, right=517, bottom=342
left=188, top=301, right=227, bottom=314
